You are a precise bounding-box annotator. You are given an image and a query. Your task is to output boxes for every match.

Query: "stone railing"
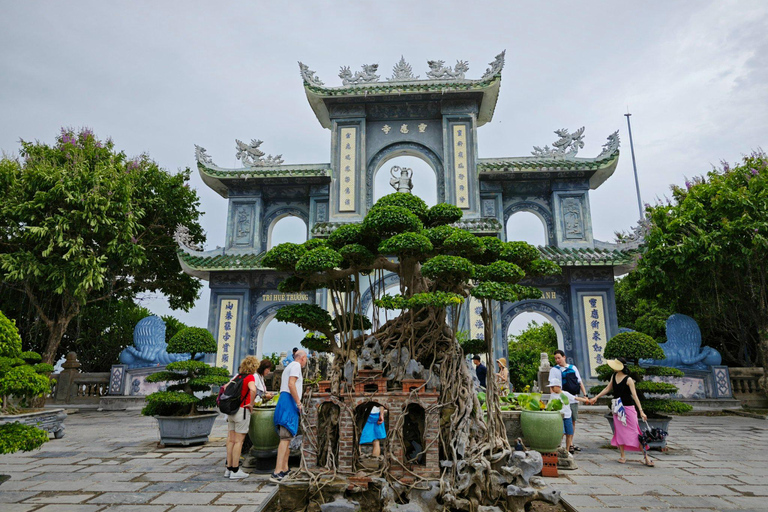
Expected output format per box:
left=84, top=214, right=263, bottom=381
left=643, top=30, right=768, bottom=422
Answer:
left=729, top=367, right=767, bottom=408
left=47, top=352, right=110, bottom=407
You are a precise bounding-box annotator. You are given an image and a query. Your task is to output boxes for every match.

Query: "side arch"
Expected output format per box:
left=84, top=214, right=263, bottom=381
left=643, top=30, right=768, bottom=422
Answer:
left=501, top=300, right=573, bottom=355
left=366, top=142, right=445, bottom=210
left=359, top=272, right=401, bottom=315
left=504, top=201, right=555, bottom=245
left=261, top=207, right=309, bottom=249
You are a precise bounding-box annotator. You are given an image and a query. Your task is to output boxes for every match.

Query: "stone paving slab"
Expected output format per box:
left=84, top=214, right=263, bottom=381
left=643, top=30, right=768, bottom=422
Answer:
left=545, top=413, right=768, bottom=511
left=1, top=409, right=766, bottom=511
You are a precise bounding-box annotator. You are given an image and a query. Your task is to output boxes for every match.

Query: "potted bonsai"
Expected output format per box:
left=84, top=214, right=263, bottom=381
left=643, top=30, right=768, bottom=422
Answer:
left=515, top=392, right=565, bottom=453
left=590, top=331, right=692, bottom=450
left=0, top=310, right=60, bottom=454
left=141, top=326, right=230, bottom=446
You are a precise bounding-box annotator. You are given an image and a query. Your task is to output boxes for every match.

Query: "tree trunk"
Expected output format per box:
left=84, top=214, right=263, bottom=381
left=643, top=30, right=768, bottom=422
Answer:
left=41, top=316, right=75, bottom=366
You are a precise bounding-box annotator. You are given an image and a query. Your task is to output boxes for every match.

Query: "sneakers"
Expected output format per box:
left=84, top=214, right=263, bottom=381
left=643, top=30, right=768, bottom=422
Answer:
left=224, top=469, right=231, bottom=478
left=229, top=468, right=249, bottom=479
left=269, top=471, right=288, bottom=483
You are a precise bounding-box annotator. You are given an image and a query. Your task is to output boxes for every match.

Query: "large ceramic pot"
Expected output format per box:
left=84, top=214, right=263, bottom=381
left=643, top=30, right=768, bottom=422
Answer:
left=154, top=412, right=218, bottom=446
left=249, top=406, right=280, bottom=458
left=520, top=410, right=563, bottom=453
left=605, top=413, right=672, bottom=450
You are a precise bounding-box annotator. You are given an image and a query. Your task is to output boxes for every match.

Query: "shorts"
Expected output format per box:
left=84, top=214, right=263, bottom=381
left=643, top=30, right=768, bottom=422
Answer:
left=278, top=426, right=294, bottom=440
left=571, top=402, right=579, bottom=423
left=227, top=407, right=251, bottom=434
left=563, top=416, right=574, bottom=436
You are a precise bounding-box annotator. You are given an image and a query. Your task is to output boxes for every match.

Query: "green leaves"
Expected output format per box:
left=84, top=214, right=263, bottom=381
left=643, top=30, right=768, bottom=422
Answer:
left=374, top=292, right=464, bottom=311
left=141, top=391, right=197, bottom=417
left=275, top=304, right=333, bottom=334
left=167, top=327, right=217, bottom=356
left=0, top=423, right=49, bottom=454
left=378, top=233, right=433, bottom=259
left=362, top=206, right=423, bottom=238
left=0, top=311, right=22, bottom=358
left=426, top=203, right=462, bottom=226
left=421, top=255, right=474, bottom=284
left=471, top=282, right=541, bottom=303
left=295, top=247, right=343, bottom=273
left=603, top=331, right=665, bottom=362
left=262, top=242, right=306, bottom=271
left=373, top=193, right=429, bottom=220
left=474, top=261, right=525, bottom=283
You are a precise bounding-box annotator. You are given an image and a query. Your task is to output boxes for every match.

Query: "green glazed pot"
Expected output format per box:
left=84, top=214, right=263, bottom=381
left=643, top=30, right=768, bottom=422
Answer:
left=248, top=406, right=280, bottom=458
left=520, top=410, right=563, bottom=453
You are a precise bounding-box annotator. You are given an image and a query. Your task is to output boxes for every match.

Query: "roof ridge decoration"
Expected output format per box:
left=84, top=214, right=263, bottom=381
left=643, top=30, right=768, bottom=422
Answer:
left=597, top=130, right=621, bottom=159
left=531, top=127, right=586, bottom=159
left=194, top=145, right=213, bottom=165
left=298, top=62, right=324, bottom=87
left=339, top=64, right=380, bottom=85
left=388, top=56, right=419, bottom=82
left=612, top=217, right=650, bottom=250
left=297, top=51, right=506, bottom=88
left=235, top=139, right=284, bottom=166
left=174, top=224, right=202, bottom=255
left=425, top=59, right=469, bottom=80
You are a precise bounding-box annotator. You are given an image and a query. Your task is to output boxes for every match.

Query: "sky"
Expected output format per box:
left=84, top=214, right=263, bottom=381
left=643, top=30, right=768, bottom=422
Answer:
left=2, top=1, right=767, bottom=350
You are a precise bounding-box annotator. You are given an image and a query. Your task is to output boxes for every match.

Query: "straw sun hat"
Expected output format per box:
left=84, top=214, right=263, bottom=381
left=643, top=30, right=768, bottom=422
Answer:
left=606, top=359, right=625, bottom=372
left=496, top=357, right=507, bottom=368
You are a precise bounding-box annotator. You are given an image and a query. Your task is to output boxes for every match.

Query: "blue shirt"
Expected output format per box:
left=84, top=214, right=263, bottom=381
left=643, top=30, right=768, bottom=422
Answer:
left=476, top=363, right=487, bottom=388
left=282, top=353, right=294, bottom=367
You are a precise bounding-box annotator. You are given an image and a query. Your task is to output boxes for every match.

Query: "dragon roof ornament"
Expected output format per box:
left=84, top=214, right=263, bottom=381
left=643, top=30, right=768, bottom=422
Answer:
left=194, top=145, right=213, bottom=165
left=388, top=56, right=419, bottom=81
left=174, top=224, right=202, bottom=254
left=531, top=127, right=586, bottom=159
left=235, top=139, right=284, bottom=166
left=298, top=61, right=324, bottom=87
left=597, top=130, right=621, bottom=159
left=298, top=51, right=506, bottom=87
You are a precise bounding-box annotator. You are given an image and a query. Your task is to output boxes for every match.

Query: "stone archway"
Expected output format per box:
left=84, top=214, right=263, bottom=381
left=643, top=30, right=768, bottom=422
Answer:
left=504, top=201, right=555, bottom=245
left=249, top=304, right=307, bottom=358
left=366, top=142, right=445, bottom=210
left=501, top=300, right=573, bottom=354
left=261, top=207, right=309, bottom=250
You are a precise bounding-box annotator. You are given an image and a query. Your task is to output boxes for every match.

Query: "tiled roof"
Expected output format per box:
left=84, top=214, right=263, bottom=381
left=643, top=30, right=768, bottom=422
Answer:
left=478, top=151, right=619, bottom=173
left=197, top=163, right=331, bottom=178
left=177, top=249, right=269, bottom=271
left=537, top=246, right=637, bottom=266
left=311, top=218, right=503, bottom=238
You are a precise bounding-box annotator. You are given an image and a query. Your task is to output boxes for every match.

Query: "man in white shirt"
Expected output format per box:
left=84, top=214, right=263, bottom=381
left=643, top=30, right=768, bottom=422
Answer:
left=271, top=350, right=307, bottom=483
left=548, top=350, right=587, bottom=453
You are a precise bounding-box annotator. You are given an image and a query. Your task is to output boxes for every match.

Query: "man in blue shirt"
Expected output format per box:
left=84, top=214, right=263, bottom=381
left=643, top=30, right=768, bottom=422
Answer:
left=472, top=354, right=487, bottom=389
left=282, top=347, right=298, bottom=367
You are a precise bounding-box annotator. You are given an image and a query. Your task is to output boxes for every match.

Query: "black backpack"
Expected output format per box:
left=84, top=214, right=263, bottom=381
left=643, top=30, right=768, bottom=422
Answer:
left=217, top=374, right=246, bottom=415
left=559, top=365, right=581, bottom=395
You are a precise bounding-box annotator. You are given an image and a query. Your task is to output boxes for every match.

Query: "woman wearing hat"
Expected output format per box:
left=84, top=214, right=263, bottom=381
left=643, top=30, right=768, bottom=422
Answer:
left=589, top=357, right=654, bottom=466
left=495, top=358, right=510, bottom=395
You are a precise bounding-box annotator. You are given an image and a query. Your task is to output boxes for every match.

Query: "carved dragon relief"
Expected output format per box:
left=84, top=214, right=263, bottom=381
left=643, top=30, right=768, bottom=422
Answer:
left=597, top=131, right=621, bottom=159
left=194, top=145, right=213, bottom=166
left=174, top=224, right=203, bottom=254
left=235, top=139, right=284, bottom=167
left=531, top=127, right=586, bottom=159
left=426, top=59, right=469, bottom=80
left=339, top=64, right=380, bottom=85
left=298, top=61, right=324, bottom=86
left=481, top=51, right=506, bottom=80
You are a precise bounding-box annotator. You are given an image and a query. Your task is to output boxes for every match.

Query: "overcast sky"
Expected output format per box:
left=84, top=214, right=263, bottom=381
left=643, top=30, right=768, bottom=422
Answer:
left=2, top=1, right=767, bottom=349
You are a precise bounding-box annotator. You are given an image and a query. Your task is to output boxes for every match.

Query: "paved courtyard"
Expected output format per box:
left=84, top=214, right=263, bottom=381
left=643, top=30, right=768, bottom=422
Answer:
left=0, top=409, right=766, bottom=511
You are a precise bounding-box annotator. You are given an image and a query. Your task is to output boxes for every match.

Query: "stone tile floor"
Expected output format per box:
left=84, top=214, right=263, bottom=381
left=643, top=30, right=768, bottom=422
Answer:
left=544, top=412, right=768, bottom=511
left=0, top=410, right=766, bottom=511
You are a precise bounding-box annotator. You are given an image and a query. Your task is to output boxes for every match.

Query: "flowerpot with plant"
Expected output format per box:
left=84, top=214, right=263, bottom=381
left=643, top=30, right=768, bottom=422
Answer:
left=590, top=331, right=692, bottom=450
left=141, top=326, right=230, bottom=446
left=516, top=392, right=565, bottom=453
left=0, top=310, right=58, bottom=454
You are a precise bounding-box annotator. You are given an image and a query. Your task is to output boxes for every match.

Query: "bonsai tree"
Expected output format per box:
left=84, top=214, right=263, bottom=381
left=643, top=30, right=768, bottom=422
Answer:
left=262, top=193, right=561, bottom=508
left=0, top=310, right=53, bottom=454
left=141, top=327, right=229, bottom=417
left=590, top=331, right=693, bottom=416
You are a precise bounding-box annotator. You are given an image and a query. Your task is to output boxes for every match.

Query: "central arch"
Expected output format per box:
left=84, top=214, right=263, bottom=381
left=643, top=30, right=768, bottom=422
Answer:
left=504, top=201, right=555, bottom=245
left=366, top=142, right=445, bottom=210
left=501, top=300, right=572, bottom=355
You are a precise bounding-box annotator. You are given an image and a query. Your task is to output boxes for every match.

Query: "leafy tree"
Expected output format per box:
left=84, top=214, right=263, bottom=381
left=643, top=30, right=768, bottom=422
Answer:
left=614, top=275, right=673, bottom=343
left=507, top=320, right=557, bottom=392
left=263, top=192, right=560, bottom=506
left=0, top=310, right=51, bottom=454
left=631, top=152, right=768, bottom=378
left=0, top=128, right=205, bottom=364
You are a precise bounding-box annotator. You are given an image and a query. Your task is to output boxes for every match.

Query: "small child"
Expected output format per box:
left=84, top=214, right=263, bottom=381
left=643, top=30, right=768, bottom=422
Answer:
left=549, top=390, right=589, bottom=454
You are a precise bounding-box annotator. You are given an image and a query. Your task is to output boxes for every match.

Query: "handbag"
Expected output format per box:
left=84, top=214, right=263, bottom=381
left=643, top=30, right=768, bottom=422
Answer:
left=638, top=419, right=667, bottom=451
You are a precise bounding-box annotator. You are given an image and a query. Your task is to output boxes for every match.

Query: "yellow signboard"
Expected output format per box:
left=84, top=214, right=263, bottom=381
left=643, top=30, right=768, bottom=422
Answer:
left=339, top=127, right=357, bottom=212
left=453, top=124, right=469, bottom=209
left=216, top=299, right=239, bottom=374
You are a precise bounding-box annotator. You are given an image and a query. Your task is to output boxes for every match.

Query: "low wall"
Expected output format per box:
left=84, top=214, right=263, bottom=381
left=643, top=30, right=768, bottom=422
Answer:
left=730, top=367, right=767, bottom=408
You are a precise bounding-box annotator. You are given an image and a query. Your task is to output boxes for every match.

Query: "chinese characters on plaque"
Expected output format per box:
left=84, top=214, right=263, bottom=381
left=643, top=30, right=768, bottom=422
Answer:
left=216, top=299, right=239, bottom=374
left=339, top=127, right=357, bottom=212
left=453, top=125, right=469, bottom=209
left=582, top=295, right=607, bottom=377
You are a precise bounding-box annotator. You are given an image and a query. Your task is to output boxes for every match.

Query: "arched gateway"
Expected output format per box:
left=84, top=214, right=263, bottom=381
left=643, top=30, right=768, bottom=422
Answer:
left=175, top=54, right=638, bottom=384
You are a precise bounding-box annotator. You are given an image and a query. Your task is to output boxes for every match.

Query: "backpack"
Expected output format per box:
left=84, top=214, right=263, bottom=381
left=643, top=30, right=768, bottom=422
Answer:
left=217, top=374, right=246, bottom=415
left=558, top=365, right=580, bottom=395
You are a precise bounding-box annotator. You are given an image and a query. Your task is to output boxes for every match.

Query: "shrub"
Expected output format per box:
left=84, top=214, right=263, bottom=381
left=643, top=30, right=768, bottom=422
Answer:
left=0, top=310, right=51, bottom=453
left=373, top=193, right=429, bottom=220
left=426, top=203, right=462, bottom=226
left=362, top=205, right=423, bottom=238
left=295, top=247, right=344, bottom=274
left=378, top=232, right=433, bottom=259
left=507, top=321, right=557, bottom=392
left=141, top=327, right=229, bottom=417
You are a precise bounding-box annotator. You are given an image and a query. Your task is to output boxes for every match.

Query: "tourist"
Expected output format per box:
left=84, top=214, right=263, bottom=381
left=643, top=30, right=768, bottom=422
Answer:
left=472, top=354, right=487, bottom=389
left=282, top=347, right=299, bottom=367
left=271, top=349, right=308, bottom=482
left=589, top=357, right=654, bottom=466
left=548, top=388, right=589, bottom=454
left=360, top=404, right=388, bottom=457
left=254, top=359, right=275, bottom=402
left=495, top=357, right=510, bottom=395
left=548, top=349, right=587, bottom=453
left=225, top=355, right=259, bottom=480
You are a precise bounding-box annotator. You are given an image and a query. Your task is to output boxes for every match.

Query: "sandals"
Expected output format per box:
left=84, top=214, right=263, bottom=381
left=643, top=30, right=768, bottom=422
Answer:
left=617, top=457, right=626, bottom=464
left=642, top=458, right=655, bottom=467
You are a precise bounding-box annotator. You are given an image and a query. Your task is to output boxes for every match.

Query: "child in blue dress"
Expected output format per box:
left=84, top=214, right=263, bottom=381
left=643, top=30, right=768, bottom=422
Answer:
left=360, top=405, right=387, bottom=456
